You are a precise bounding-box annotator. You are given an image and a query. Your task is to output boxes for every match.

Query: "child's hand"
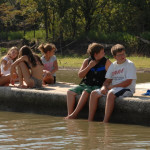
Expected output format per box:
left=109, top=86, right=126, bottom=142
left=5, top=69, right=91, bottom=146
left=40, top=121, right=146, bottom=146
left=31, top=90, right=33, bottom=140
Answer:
left=7, top=60, right=12, bottom=67
left=101, top=86, right=108, bottom=95
left=46, top=71, right=52, bottom=77
left=13, top=73, right=18, bottom=79
left=43, top=70, right=52, bottom=77
left=89, top=60, right=97, bottom=68
left=10, top=78, right=15, bottom=85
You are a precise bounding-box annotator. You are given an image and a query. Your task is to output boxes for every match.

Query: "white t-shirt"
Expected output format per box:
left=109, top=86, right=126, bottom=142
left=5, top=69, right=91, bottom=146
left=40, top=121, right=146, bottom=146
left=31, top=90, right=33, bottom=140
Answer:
left=105, top=59, right=137, bottom=93
left=41, top=55, right=57, bottom=76
left=0, top=56, right=13, bottom=75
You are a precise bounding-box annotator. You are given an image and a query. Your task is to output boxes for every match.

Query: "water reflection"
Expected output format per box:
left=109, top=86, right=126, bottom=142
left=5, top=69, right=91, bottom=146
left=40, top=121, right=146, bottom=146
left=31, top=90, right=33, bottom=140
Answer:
left=0, top=111, right=150, bottom=149
left=56, top=69, right=150, bottom=84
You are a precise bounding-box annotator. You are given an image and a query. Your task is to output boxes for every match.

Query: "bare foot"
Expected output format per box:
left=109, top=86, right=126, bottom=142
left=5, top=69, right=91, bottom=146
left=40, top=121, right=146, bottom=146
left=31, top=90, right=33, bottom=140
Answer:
left=64, top=114, right=77, bottom=120
left=9, top=83, right=17, bottom=87
left=42, top=84, right=49, bottom=87
left=103, top=120, right=109, bottom=124
left=17, top=84, right=28, bottom=89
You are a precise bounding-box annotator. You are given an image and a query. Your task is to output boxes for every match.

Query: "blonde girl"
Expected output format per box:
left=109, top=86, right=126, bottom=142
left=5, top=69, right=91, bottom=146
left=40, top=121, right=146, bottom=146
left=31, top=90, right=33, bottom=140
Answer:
left=10, top=45, right=43, bottom=88
left=38, top=43, right=58, bottom=84
left=0, top=46, right=18, bottom=76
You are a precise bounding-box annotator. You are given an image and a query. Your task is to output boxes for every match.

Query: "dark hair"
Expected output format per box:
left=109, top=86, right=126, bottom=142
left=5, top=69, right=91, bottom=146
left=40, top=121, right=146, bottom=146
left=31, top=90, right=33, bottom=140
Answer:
left=34, top=54, right=43, bottom=66
left=87, top=43, right=104, bottom=60
left=19, top=45, right=36, bottom=67
left=111, top=44, right=125, bottom=56
left=38, top=43, right=56, bottom=54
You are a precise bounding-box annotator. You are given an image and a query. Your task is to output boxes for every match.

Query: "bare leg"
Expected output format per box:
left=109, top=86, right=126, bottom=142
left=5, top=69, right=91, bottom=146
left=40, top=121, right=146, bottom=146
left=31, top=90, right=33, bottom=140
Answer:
left=43, top=75, right=54, bottom=84
left=66, top=90, right=77, bottom=116
left=88, top=90, right=102, bottom=121
left=0, top=75, right=10, bottom=86
left=18, top=62, right=34, bottom=87
left=66, top=91, right=90, bottom=119
left=103, top=92, right=116, bottom=123
left=17, top=65, right=23, bottom=87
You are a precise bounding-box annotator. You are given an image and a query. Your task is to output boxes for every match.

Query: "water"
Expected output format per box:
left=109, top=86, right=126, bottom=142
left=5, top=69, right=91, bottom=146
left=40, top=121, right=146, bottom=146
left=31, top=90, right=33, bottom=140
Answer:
left=56, top=69, right=150, bottom=84
left=0, top=111, right=150, bottom=149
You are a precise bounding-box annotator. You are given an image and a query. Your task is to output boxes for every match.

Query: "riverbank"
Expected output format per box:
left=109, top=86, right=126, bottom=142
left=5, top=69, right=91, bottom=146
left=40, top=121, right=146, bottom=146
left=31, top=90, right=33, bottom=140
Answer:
left=0, top=82, right=150, bottom=126
left=59, top=67, right=150, bottom=73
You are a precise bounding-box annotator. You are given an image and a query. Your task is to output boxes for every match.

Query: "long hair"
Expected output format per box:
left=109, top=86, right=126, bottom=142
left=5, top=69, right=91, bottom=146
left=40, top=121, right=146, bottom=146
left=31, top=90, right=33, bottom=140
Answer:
left=0, top=46, right=18, bottom=64
left=34, top=54, right=43, bottom=66
left=19, top=45, right=36, bottom=67
left=38, top=43, right=56, bottom=54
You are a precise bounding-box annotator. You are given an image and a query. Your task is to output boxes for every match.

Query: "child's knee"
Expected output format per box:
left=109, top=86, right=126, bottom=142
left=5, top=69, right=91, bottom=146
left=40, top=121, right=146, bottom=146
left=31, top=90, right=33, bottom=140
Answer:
left=107, top=91, right=116, bottom=98
left=91, top=90, right=101, bottom=99
left=67, top=90, right=77, bottom=96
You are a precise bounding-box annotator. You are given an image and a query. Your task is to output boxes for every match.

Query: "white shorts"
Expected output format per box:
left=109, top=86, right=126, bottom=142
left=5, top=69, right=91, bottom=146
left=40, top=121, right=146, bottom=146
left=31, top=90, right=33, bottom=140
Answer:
left=95, top=87, right=133, bottom=98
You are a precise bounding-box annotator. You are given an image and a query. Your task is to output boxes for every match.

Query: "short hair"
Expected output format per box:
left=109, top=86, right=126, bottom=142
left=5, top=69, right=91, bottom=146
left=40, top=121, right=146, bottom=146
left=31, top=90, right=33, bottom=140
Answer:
left=111, top=44, right=125, bottom=56
left=87, top=43, right=104, bottom=59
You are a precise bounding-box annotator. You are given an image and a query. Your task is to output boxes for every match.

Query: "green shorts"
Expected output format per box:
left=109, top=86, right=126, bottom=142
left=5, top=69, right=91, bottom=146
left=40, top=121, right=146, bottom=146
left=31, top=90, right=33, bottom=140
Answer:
left=69, top=83, right=101, bottom=95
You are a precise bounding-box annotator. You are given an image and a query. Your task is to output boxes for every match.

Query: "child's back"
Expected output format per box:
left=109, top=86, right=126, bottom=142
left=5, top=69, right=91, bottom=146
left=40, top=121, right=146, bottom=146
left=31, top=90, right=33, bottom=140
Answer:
left=31, top=55, right=44, bottom=81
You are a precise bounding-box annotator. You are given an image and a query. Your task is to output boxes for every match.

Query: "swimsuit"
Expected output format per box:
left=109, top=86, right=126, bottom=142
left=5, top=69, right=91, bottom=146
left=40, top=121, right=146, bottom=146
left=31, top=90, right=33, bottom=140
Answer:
left=31, top=76, right=42, bottom=88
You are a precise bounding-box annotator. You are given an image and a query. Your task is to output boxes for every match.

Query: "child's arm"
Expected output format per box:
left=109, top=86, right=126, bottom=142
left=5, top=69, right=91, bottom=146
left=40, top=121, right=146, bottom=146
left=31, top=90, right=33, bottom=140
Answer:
left=51, top=60, right=58, bottom=75
left=1, top=59, right=12, bottom=71
left=107, top=79, right=132, bottom=90
left=101, top=78, right=112, bottom=95
left=105, top=59, right=112, bottom=71
left=11, top=56, right=28, bottom=69
left=78, top=58, right=97, bottom=78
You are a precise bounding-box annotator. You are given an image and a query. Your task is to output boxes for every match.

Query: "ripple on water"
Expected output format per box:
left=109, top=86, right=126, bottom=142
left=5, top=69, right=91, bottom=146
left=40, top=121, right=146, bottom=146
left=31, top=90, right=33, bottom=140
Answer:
left=0, top=112, right=150, bottom=149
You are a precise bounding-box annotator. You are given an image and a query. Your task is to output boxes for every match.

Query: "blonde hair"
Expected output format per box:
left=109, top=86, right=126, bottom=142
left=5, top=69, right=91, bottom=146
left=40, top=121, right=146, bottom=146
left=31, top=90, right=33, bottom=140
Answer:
left=0, top=46, right=18, bottom=64
left=38, top=43, right=56, bottom=54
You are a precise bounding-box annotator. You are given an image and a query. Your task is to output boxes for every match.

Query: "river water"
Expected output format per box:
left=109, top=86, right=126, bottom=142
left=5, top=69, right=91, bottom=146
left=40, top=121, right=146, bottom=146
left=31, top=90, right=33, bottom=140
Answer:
left=0, top=70, right=150, bottom=149
left=56, top=69, right=150, bottom=84
left=0, top=111, right=150, bottom=149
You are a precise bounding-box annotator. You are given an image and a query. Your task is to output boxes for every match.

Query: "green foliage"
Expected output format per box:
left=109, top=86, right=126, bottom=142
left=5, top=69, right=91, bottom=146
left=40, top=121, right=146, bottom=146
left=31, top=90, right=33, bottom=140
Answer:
left=0, top=0, right=149, bottom=56
left=24, top=30, right=46, bottom=41
left=0, top=31, right=23, bottom=40
left=140, top=32, right=150, bottom=41
left=0, top=32, right=8, bottom=41
left=0, top=47, right=7, bottom=56
left=8, top=31, right=24, bottom=40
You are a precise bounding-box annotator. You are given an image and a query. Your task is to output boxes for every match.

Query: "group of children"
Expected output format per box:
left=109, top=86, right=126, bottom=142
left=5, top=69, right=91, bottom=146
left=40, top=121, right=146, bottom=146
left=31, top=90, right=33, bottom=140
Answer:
left=0, top=43, right=58, bottom=88
left=0, top=42, right=138, bottom=123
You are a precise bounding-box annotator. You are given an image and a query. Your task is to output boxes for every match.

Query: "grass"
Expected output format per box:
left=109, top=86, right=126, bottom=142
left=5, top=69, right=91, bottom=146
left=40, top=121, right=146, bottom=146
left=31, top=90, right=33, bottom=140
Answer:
left=57, top=56, right=150, bottom=69
left=57, top=56, right=85, bottom=68
left=127, top=56, right=150, bottom=69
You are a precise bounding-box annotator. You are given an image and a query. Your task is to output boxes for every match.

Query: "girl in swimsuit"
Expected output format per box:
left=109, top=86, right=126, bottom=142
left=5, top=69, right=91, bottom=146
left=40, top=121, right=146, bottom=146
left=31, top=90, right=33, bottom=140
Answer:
left=10, top=45, right=44, bottom=88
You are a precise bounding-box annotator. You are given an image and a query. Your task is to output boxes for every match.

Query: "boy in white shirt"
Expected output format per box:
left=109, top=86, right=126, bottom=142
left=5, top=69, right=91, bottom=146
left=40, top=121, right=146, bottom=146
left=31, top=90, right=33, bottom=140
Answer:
left=88, top=44, right=137, bottom=123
